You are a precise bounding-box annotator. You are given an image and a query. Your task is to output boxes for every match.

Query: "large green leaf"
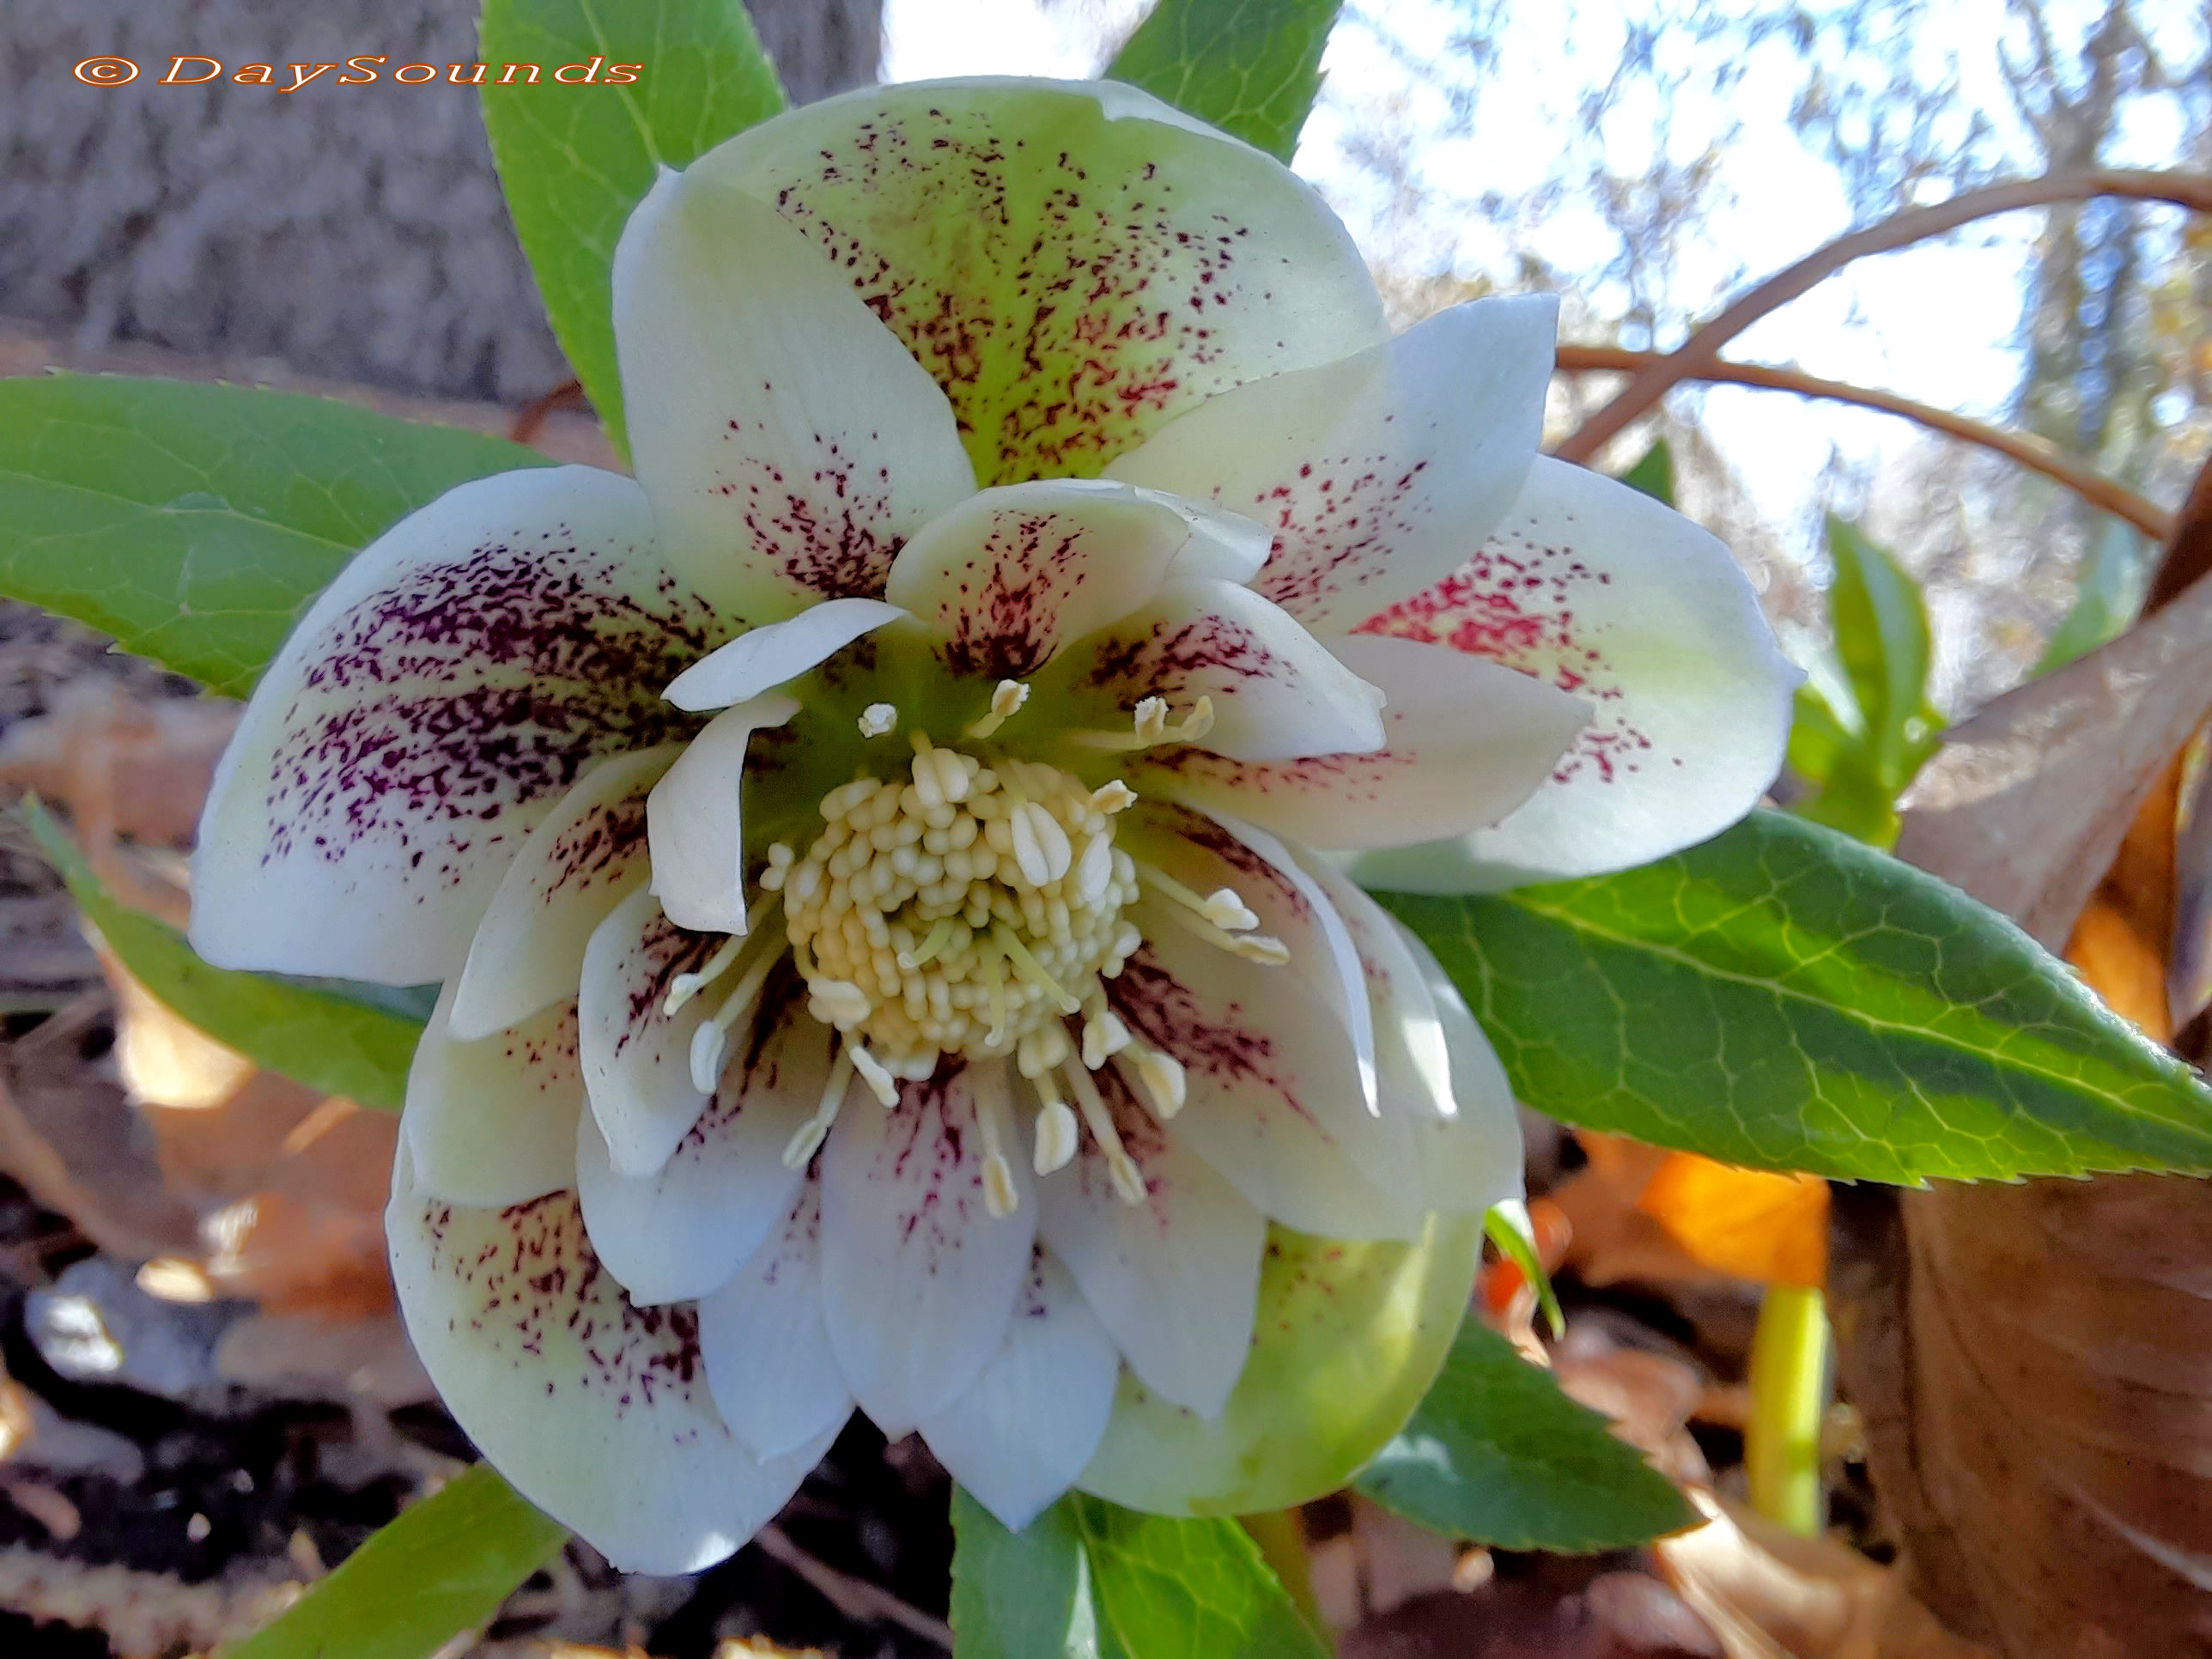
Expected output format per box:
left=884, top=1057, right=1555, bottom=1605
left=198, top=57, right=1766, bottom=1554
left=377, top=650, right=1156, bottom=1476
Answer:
left=23, top=799, right=423, bottom=1109
left=951, top=1489, right=1098, bottom=1659
left=1617, top=437, right=1675, bottom=505
left=480, top=0, right=786, bottom=459
left=222, top=1466, right=566, bottom=1659
left=1107, top=0, right=1342, bottom=161
left=951, top=1493, right=1325, bottom=1659
left=1073, top=1498, right=1328, bottom=1659
left=1379, top=809, right=2212, bottom=1183
left=0, top=376, right=545, bottom=696
left=2036, top=514, right=2146, bottom=674
left=1355, top=1321, right=1694, bottom=1552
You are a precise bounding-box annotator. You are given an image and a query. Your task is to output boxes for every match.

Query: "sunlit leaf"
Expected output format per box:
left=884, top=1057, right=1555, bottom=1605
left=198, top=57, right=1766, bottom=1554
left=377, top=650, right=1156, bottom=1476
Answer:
left=222, top=1466, right=565, bottom=1659
left=22, top=799, right=422, bottom=1109
left=1107, top=0, right=1342, bottom=161
left=1824, top=515, right=1943, bottom=788
left=1381, top=808, right=2212, bottom=1183
left=0, top=375, right=544, bottom=696
left=2037, top=515, right=2147, bottom=675
left=951, top=1489, right=1099, bottom=1658
left=1617, top=437, right=1675, bottom=505
left=1356, top=1320, right=1694, bottom=1553
left=1070, top=1496, right=1328, bottom=1658
left=481, top=0, right=786, bottom=459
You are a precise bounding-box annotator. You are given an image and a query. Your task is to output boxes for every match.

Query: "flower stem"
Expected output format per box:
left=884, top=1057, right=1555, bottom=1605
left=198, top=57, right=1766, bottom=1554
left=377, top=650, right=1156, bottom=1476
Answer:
left=1239, top=1508, right=1323, bottom=1636
left=1746, top=1284, right=1829, bottom=1535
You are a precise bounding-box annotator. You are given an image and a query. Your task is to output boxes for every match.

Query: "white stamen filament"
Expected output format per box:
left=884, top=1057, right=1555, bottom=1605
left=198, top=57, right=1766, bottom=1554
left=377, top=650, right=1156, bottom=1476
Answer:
left=687, top=948, right=780, bottom=1093
left=977, top=1083, right=1020, bottom=1218
left=858, top=702, right=898, bottom=738
left=781, top=1049, right=856, bottom=1169
left=663, top=889, right=781, bottom=1015
left=849, top=1042, right=900, bottom=1107
left=1063, top=1062, right=1146, bottom=1206
left=1064, top=694, right=1215, bottom=752
left=1134, top=861, right=1259, bottom=933
left=963, top=678, right=1030, bottom=740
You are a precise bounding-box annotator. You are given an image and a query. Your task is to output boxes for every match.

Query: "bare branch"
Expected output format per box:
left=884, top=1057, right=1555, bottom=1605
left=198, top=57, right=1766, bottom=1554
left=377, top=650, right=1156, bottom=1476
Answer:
left=1552, top=343, right=2175, bottom=541
left=1551, top=168, right=2212, bottom=465
left=752, top=1522, right=955, bottom=1650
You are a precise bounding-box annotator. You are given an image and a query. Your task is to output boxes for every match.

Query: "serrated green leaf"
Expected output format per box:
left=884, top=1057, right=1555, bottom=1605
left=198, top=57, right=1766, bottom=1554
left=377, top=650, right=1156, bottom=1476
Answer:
left=23, top=799, right=423, bottom=1109
left=0, top=376, right=547, bottom=696
left=1107, top=0, right=1341, bottom=161
left=480, top=0, right=786, bottom=459
left=1617, top=437, right=1675, bottom=505
left=1378, top=809, right=2212, bottom=1183
left=221, top=1466, right=566, bottom=1659
left=1825, top=516, right=1943, bottom=787
left=951, top=1488, right=1099, bottom=1659
left=1355, top=1320, right=1694, bottom=1552
left=1067, top=1497, right=1328, bottom=1659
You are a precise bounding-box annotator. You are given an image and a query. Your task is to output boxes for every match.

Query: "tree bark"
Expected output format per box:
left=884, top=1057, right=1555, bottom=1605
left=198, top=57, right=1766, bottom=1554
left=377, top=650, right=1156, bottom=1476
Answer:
left=0, top=0, right=880, bottom=402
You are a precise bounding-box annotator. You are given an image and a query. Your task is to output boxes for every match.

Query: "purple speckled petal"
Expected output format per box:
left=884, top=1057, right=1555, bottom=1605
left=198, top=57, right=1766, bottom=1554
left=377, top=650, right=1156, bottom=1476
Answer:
left=882, top=479, right=1269, bottom=683
left=817, top=1057, right=1036, bottom=1436
left=614, top=166, right=977, bottom=621
left=916, top=1248, right=1119, bottom=1531
left=404, top=985, right=583, bottom=1210
left=1031, top=1068, right=1263, bottom=1419
left=386, top=1147, right=835, bottom=1575
left=574, top=977, right=824, bottom=1306
left=1141, top=634, right=1589, bottom=853
left=448, top=745, right=679, bottom=1042
left=689, top=79, right=1388, bottom=487
left=193, top=466, right=719, bottom=986
left=697, top=1180, right=855, bottom=1460
left=1106, top=898, right=1425, bottom=1242
left=1039, top=578, right=1385, bottom=763
left=578, top=887, right=717, bottom=1180
left=1106, top=296, right=1556, bottom=634
left=1349, top=456, right=1801, bottom=890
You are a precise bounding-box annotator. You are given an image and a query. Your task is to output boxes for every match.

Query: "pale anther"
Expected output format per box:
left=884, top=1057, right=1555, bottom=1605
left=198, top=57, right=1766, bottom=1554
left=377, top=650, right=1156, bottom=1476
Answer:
left=1125, top=1042, right=1188, bottom=1119
left=1081, top=992, right=1131, bottom=1069
left=858, top=702, right=898, bottom=738
left=1201, top=887, right=1261, bottom=932
left=1089, top=781, right=1137, bottom=814
left=849, top=1042, right=900, bottom=1107
left=1064, top=1062, right=1146, bottom=1206
left=1133, top=697, right=1170, bottom=744
left=1033, top=1095, right=1079, bottom=1175
left=809, top=979, right=872, bottom=1027
left=963, top=678, right=1030, bottom=740
left=977, top=1085, right=1020, bottom=1218
left=781, top=1049, right=856, bottom=1169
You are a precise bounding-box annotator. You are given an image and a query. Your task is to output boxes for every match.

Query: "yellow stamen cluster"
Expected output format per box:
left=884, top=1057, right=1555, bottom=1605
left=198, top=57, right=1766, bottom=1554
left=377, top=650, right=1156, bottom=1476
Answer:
left=775, top=742, right=1140, bottom=1074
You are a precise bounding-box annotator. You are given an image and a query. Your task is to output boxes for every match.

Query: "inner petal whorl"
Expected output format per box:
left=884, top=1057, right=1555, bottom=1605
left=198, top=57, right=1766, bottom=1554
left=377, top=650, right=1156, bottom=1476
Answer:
left=776, top=746, right=1140, bottom=1073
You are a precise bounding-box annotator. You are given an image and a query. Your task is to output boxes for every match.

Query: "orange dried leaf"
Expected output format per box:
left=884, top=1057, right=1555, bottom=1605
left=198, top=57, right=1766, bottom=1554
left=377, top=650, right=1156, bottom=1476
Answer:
left=1638, top=1153, right=1829, bottom=1289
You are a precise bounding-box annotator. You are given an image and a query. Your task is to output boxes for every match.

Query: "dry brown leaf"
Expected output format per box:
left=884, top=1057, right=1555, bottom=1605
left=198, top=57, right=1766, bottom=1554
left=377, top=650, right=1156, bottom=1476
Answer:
left=0, top=679, right=237, bottom=851
left=1638, top=1157, right=1829, bottom=1290
left=2063, top=896, right=2172, bottom=1041
left=1553, top=1135, right=1737, bottom=1291
left=1653, top=1492, right=1992, bottom=1659
left=1893, top=569, right=2212, bottom=951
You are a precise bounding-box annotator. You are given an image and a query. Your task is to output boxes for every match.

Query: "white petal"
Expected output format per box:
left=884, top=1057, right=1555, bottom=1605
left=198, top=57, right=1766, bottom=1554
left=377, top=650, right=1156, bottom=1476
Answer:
left=575, top=988, right=824, bottom=1305
left=883, top=479, right=1270, bottom=681
left=696, top=1181, right=854, bottom=1459
left=1291, top=852, right=1526, bottom=1218
left=1045, top=579, right=1386, bottom=763
left=193, top=467, right=719, bottom=983
left=690, top=78, right=1388, bottom=485
left=917, top=1249, right=1120, bottom=1531
left=1108, top=296, right=1556, bottom=632
left=1032, top=1067, right=1264, bottom=1417
left=613, top=166, right=976, bottom=620
left=1397, top=916, right=1527, bottom=1215
left=818, top=1059, right=1036, bottom=1435
left=1107, top=902, right=1425, bottom=1241
left=387, top=1149, right=833, bottom=1575
left=646, top=692, right=799, bottom=934
left=1150, top=634, right=1589, bottom=852
left=577, top=888, right=715, bottom=1177
left=663, top=599, right=912, bottom=713
left=448, top=746, right=678, bottom=1042
left=1121, top=801, right=1374, bottom=1110
left=1350, top=457, right=1800, bottom=890
left=404, top=984, right=582, bottom=1209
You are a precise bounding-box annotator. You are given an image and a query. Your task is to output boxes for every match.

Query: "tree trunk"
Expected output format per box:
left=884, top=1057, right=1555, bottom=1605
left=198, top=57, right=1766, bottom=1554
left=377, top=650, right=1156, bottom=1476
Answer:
left=0, top=0, right=880, bottom=402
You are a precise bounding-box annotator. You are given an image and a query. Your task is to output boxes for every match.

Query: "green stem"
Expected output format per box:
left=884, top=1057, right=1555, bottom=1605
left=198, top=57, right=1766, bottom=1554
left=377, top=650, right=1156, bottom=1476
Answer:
left=1239, top=1508, right=1324, bottom=1638
left=1746, top=1285, right=1829, bottom=1535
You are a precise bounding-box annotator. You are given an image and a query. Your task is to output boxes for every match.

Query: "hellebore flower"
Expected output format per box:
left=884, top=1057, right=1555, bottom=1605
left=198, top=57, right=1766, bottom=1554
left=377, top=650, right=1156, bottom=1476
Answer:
left=191, top=78, right=1795, bottom=1571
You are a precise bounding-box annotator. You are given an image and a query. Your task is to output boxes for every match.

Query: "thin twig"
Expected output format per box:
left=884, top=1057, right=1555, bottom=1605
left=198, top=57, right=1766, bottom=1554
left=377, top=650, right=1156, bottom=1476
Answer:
left=507, top=378, right=586, bottom=447
left=753, top=1522, right=954, bottom=1650
left=1553, top=343, right=2174, bottom=540
left=1553, top=168, right=2212, bottom=465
